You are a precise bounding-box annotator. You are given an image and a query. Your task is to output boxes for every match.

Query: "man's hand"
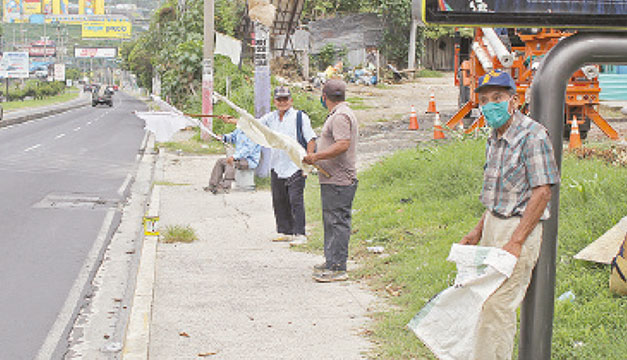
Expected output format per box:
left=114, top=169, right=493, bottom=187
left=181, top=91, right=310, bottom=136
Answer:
left=303, top=153, right=318, bottom=165
left=502, top=240, right=523, bottom=258
left=460, top=228, right=481, bottom=246
left=219, top=114, right=236, bottom=124
left=226, top=156, right=234, bottom=165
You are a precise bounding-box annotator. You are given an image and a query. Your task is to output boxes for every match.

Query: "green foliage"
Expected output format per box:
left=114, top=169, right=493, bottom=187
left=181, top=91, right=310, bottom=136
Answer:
left=304, top=140, right=627, bottom=358
left=65, top=67, right=81, bottom=81
left=1, top=80, right=65, bottom=101
left=161, top=225, right=198, bottom=243
left=314, top=43, right=348, bottom=70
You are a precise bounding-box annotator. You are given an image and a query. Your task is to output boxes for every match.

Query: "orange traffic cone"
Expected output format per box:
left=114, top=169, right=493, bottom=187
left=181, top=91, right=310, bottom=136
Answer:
left=426, top=90, right=437, bottom=114
left=433, top=112, right=445, bottom=140
left=569, top=115, right=582, bottom=149
left=409, top=105, right=419, bottom=130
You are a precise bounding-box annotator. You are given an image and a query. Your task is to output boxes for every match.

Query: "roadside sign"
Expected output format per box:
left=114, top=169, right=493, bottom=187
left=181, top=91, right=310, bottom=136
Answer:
left=54, top=63, right=65, bottom=81
left=422, top=0, right=627, bottom=28
left=0, top=52, right=30, bottom=79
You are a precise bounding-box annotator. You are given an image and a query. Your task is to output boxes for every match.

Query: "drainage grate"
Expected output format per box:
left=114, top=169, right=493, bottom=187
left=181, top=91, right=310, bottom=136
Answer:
left=33, top=194, right=119, bottom=210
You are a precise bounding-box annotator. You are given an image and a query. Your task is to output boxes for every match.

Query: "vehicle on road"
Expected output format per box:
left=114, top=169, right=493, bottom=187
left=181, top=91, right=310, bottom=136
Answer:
left=92, top=86, right=113, bottom=107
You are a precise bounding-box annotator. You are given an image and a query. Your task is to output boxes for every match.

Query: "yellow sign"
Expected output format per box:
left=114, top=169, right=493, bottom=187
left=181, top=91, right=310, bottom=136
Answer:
left=24, top=0, right=42, bottom=15
left=79, top=0, right=103, bottom=15
left=82, top=20, right=132, bottom=39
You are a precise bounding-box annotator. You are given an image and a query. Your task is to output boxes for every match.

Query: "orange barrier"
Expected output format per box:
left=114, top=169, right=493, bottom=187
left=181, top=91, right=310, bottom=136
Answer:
left=426, top=90, right=437, bottom=114
left=409, top=105, right=419, bottom=130
left=433, top=112, right=445, bottom=140
left=569, top=115, right=583, bottom=149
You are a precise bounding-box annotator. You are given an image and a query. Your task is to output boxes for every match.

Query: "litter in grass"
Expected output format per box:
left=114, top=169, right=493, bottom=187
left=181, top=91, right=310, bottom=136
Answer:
left=557, top=290, right=576, bottom=302
left=367, top=246, right=385, bottom=254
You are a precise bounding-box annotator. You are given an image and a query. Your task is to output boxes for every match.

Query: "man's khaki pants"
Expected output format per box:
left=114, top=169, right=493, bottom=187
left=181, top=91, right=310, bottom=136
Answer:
left=473, top=212, right=543, bottom=360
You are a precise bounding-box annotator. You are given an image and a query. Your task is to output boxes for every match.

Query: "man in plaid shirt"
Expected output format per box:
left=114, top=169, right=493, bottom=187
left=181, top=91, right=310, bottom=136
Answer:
left=459, top=70, right=560, bottom=359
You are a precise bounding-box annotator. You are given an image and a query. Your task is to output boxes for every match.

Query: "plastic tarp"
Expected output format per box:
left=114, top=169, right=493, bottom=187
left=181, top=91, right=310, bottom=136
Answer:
left=408, top=244, right=517, bottom=360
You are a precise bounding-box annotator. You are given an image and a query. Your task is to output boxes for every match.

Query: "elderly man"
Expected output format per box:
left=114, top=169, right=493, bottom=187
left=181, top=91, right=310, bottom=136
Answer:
left=303, top=79, right=358, bottom=282
left=459, top=69, right=559, bottom=359
left=204, top=128, right=261, bottom=194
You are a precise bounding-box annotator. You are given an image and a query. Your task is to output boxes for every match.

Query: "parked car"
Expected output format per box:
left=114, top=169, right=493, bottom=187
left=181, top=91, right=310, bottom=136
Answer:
left=92, top=86, right=113, bottom=107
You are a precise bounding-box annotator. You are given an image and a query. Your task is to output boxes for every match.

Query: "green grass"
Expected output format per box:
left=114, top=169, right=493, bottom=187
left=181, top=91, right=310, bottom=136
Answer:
left=154, top=181, right=190, bottom=186
left=158, top=127, right=226, bottom=155
left=415, top=69, right=446, bottom=78
left=3, top=90, right=80, bottom=111
left=161, top=225, right=198, bottom=243
left=347, top=96, right=373, bottom=110
left=303, top=139, right=627, bottom=359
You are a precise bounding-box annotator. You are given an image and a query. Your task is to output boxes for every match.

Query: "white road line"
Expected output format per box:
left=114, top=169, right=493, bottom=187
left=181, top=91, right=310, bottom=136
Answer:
left=86, top=121, right=92, bottom=125
left=55, top=133, right=66, bottom=139
left=24, top=144, right=41, bottom=152
left=73, top=127, right=81, bottom=131
left=117, top=174, right=133, bottom=196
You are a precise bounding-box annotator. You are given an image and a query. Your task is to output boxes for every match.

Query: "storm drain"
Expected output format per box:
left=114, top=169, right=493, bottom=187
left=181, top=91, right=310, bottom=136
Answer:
left=33, top=194, right=120, bottom=210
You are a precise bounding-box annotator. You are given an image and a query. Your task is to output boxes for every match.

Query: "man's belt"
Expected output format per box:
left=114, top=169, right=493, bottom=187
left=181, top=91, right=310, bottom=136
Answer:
left=491, top=210, right=522, bottom=219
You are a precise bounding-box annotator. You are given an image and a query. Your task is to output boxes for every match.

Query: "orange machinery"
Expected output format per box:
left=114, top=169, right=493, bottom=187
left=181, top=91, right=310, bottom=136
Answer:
left=448, top=28, right=619, bottom=140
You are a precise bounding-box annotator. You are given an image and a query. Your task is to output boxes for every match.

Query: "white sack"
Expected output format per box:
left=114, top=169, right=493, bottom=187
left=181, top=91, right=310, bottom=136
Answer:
left=408, top=244, right=517, bottom=360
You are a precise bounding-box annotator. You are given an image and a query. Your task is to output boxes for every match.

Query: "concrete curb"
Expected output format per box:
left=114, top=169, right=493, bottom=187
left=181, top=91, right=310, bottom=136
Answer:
left=0, top=93, right=91, bottom=129
left=122, top=141, right=162, bottom=360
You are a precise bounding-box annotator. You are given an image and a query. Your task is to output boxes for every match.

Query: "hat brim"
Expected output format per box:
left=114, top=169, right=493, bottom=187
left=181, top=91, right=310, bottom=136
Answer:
left=474, top=84, right=515, bottom=93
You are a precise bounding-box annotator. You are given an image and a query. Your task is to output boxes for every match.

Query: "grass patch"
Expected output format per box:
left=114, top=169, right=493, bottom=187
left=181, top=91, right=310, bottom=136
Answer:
left=347, top=96, right=373, bottom=110
left=158, top=127, right=226, bottom=155
left=599, top=104, right=625, bottom=119
left=154, top=181, right=190, bottom=186
left=254, top=175, right=271, bottom=190
left=304, top=138, right=627, bottom=359
left=3, top=89, right=80, bottom=111
left=415, top=69, right=446, bottom=78
left=161, top=225, right=198, bottom=243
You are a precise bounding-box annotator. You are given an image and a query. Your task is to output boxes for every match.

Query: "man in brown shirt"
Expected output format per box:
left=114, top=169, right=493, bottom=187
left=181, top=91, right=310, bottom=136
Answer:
left=303, top=79, right=358, bottom=282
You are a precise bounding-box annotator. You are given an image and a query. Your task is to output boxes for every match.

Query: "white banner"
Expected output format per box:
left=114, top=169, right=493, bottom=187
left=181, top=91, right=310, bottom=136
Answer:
left=54, top=63, right=65, bottom=81
left=74, top=47, right=117, bottom=58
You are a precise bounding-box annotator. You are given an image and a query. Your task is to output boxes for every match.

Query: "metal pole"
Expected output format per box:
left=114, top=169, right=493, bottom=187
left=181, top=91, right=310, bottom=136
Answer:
left=521, top=32, right=627, bottom=360
left=201, top=0, right=214, bottom=140
left=408, top=19, right=417, bottom=69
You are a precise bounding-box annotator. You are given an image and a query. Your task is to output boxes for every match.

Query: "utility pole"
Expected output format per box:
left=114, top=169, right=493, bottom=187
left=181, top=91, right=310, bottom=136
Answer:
left=201, top=0, right=214, bottom=140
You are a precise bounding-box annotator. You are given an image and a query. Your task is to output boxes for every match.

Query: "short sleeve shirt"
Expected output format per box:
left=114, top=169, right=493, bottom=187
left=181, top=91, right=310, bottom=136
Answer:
left=259, top=107, right=316, bottom=178
left=480, top=111, right=560, bottom=220
left=317, top=102, right=358, bottom=186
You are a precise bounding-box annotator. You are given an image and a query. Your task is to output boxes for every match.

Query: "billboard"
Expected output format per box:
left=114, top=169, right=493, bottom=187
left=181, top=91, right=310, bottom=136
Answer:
left=82, top=20, right=132, bottom=39
left=74, top=47, right=118, bottom=58
left=3, top=0, right=22, bottom=23
left=79, top=0, right=103, bottom=15
left=423, top=0, right=627, bottom=28
left=24, top=0, right=42, bottom=15
left=29, top=46, right=56, bottom=57
left=54, top=63, right=65, bottom=81
left=0, top=52, right=30, bottom=78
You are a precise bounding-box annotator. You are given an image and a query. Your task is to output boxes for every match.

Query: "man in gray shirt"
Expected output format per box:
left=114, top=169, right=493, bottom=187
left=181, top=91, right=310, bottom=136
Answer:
left=304, top=79, right=358, bottom=282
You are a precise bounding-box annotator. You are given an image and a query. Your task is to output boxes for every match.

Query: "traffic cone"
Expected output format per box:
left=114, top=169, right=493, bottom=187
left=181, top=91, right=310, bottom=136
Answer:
left=408, top=105, right=419, bottom=130
left=426, top=90, right=437, bottom=114
left=433, top=112, right=445, bottom=140
left=569, top=115, right=582, bottom=149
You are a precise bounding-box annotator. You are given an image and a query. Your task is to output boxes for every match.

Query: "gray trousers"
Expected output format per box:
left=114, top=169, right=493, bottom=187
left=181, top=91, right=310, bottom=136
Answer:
left=321, top=180, right=358, bottom=271
left=209, top=158, right=248, bottom=189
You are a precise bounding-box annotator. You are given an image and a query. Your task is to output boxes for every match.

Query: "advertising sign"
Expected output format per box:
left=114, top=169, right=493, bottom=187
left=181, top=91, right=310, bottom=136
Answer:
left=42, top=0, right=52, bottom=14
left=79, top=0, right=102, bottom=15
left=424, top=0, right=627, bottom=28
left=29, top=47, right=56, bottom=57
left=81, top=20, right=132, bottom=39
left=54, top=63, right=65, bottom=81
left=53, top=0, right=68, bottom=14
left=3, top=0, right=22, bottom=23
left=0, top=52, right=30, bottom=78
left=74, top=47, right=118, bottom=58
left=24, top=0, right=42, bottom=14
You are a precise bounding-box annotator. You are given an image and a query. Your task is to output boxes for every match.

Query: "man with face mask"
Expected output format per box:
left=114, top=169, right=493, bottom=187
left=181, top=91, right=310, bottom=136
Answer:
left=459, top=69, right=559, bottom=359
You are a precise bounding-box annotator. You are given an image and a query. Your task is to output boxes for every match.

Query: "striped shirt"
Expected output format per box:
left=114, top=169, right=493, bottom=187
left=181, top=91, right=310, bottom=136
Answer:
left=480, top=111, right=560, bottom=220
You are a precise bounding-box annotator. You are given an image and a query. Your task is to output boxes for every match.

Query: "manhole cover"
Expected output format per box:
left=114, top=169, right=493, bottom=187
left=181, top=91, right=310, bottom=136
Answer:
left=33, top=194, right=119, bottom=209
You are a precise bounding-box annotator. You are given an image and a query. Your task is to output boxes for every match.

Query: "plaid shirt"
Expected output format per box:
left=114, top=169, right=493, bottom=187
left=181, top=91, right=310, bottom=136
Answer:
left=480, top=111, right=560, bottom=220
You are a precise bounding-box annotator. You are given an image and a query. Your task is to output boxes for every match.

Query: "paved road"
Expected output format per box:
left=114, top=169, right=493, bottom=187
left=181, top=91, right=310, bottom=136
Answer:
left=0, top=92, right=147, bottom=359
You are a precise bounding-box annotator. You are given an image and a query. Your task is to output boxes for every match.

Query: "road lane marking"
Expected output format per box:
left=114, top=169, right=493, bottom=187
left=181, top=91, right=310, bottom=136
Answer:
left=86, top=121, right=92, bottom=125
left=55, top=133, right=66, bottom=139
left=24, top=144, right=41, bottom=152
left=73, top=127, right=81, bottom=131
left=117, top=174, right=133, bottom=196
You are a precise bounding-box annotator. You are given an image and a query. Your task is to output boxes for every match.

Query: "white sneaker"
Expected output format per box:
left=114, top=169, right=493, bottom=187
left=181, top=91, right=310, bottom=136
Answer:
left=289, top=234, right=308, bottom=246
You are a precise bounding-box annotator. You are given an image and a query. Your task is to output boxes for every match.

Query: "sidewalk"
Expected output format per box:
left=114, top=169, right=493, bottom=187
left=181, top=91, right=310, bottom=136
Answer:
left=136, top=153, right=377, bottom=359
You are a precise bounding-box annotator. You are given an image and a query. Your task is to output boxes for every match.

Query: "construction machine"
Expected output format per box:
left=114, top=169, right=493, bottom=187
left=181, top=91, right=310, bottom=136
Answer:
left=448, top=28, right=620, bottom=140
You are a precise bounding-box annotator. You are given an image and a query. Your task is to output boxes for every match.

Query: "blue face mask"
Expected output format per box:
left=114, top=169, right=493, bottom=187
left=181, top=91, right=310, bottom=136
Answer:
left=320, top=95, right=327, bottom=109
left=480, top=100, right=511, bottom=129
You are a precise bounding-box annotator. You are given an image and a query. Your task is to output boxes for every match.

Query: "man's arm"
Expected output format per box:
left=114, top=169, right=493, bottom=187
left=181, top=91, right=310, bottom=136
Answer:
left=502, top=184, right=552, bottom=257
left=303, top=140, right=350, bottom=164
left=306, top=139, right=316, bottom=155
left=460, top=210, right=488, bottom=246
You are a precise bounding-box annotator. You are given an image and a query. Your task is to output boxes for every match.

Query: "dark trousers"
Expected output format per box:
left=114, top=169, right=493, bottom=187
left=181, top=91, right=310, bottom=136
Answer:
left=270, top=170, right=306, bottom=236
left=321, top=180, right=358, bottom=271
left=209, top=158, right=248, bottom=189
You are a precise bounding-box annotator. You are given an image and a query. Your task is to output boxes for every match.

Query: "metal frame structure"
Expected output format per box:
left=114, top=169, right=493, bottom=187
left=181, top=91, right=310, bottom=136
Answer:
left=522, top=32, right=627, bottom=360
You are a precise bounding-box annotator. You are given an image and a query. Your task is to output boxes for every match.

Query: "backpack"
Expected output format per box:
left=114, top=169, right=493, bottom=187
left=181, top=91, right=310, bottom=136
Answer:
left=296, top=110, right=307, bottom=149
left=610, top=233, right=627, bottom=296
